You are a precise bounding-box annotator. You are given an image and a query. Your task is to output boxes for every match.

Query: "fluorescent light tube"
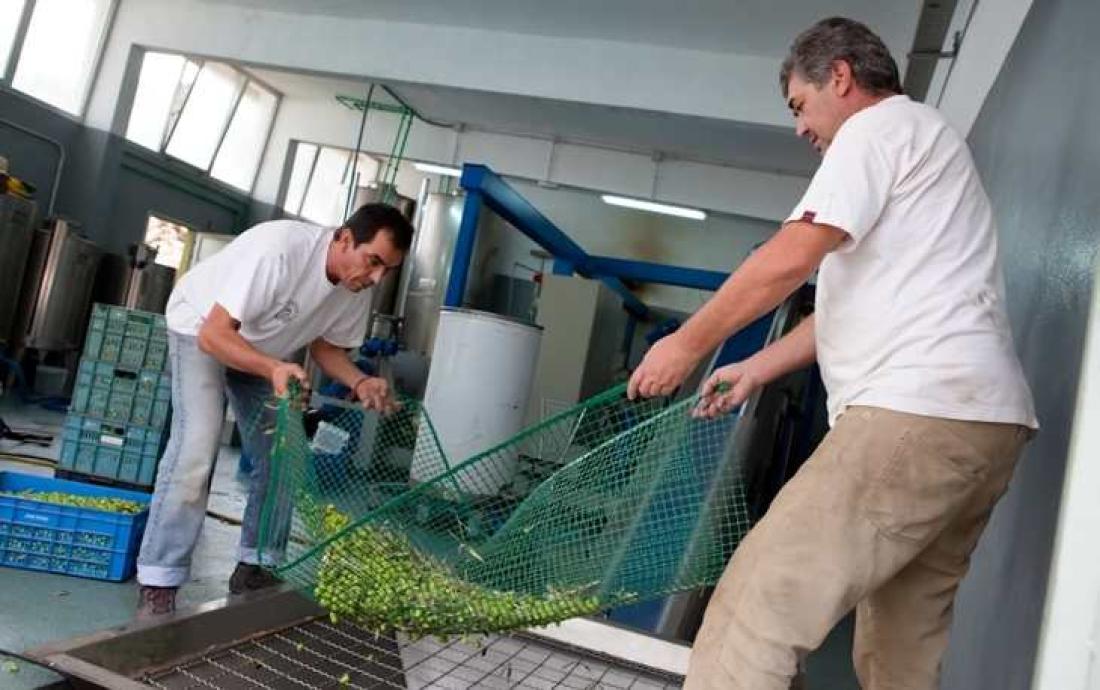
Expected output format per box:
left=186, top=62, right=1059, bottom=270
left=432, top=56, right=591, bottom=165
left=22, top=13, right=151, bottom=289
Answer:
left=414, top=162, right=462, bottom=177
left=601, top=195, right=706, bottom=220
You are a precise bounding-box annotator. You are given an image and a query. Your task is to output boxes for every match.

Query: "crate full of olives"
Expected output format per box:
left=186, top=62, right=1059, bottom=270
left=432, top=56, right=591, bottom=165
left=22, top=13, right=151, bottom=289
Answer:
left=0, top=472, right=150, bottom=581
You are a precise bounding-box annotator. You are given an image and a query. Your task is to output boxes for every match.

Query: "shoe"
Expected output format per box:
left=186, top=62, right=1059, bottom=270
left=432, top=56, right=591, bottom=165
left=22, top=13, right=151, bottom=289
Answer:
left=229, top=562, right=282, bottom=594
left=136, top=585, right=177, bottom=619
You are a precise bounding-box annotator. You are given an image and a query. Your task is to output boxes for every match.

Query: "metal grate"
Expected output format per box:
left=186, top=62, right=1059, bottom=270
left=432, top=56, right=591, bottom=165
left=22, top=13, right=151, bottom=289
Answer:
left=143, top=618, right=683, bottom=690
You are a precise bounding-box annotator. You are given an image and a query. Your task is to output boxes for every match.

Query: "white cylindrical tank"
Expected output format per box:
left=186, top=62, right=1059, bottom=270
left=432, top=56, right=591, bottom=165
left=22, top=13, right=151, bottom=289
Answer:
left=411, top=308, right=542, bottom=495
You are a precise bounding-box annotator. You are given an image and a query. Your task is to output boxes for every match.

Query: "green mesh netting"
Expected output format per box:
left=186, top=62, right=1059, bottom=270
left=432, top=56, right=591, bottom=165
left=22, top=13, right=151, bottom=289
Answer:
left=257, top=384, right=752, bottom=636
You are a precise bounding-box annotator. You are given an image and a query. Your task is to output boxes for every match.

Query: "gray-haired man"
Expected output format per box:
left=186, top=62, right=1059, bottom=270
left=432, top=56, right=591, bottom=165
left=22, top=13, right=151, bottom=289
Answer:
left=628, top=17, right=1036, bottom=690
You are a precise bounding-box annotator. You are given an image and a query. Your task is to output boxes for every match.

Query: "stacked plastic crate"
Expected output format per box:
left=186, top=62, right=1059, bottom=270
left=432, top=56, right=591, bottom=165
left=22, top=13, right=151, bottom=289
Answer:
left=57, top=304, right=172, bottom=491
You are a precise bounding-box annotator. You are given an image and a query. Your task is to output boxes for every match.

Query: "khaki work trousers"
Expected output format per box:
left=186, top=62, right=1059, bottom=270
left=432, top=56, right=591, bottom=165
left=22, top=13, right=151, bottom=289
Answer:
left=686, top=406, right=1031, bottom=690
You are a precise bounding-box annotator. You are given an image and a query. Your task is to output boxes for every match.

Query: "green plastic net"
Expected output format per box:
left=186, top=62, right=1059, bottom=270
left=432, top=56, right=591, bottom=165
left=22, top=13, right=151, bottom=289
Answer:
left=257, top=384, right=752, bottom=636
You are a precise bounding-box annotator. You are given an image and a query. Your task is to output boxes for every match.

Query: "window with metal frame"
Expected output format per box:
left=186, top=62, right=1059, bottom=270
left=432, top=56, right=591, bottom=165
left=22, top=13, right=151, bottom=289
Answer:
left=125, top=50, right=281, bottom=194
left=285, top=141, right=380, bottom=227
left=2, top=0, right=114, bottom=116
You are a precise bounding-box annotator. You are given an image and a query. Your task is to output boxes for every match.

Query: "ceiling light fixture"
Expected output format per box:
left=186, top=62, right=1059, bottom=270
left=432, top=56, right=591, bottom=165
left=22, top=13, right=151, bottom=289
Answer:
left=600, top=195, right=706, bottom=221
left=414, top=162, right=462, bottom=177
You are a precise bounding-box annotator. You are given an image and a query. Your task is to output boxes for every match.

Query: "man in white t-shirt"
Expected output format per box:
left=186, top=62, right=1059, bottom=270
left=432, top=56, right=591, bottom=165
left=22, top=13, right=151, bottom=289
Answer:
left=628, top=17, right=1035, bottom=690
left=136, top=203, right=414, bottom=618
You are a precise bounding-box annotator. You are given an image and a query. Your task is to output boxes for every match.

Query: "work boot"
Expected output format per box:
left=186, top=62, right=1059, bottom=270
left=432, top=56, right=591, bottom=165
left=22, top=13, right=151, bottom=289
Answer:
left=136, top=586, right=177, bottom=619
left=229, top=562, right=282, bottom=594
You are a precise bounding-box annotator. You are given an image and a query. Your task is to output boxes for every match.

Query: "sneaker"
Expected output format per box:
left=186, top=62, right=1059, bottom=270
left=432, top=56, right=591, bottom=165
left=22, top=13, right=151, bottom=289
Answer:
left=229, top=562, right=282, bottom=595
left=136, top=585, right=177, bottom=619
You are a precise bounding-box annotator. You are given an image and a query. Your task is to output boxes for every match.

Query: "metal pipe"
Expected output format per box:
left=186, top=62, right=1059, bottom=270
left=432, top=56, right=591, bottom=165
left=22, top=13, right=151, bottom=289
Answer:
left=0, top=452, right=55, bottom=469
left=389, top=111, right=414, bottom=196
left=381, top=107, right=412, bottom=198
left=343, top=83, right=374, bottom=219
left=0, top=117, right=66, bottom=216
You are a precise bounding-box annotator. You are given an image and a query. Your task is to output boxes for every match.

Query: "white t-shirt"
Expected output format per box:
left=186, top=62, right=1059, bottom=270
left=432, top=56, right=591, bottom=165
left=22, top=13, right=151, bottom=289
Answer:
left=165, top=220, right=372, bottom=360
left=787, top=95, right=1036, bottom=428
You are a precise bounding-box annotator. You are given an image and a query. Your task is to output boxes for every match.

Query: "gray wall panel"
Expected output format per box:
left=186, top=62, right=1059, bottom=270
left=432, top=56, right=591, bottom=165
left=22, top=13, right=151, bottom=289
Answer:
left=1, top=90, right=252, bottom=253
left=942, top=0, right=1100, bottom=687
left=0, top=90, right=80, bottom=215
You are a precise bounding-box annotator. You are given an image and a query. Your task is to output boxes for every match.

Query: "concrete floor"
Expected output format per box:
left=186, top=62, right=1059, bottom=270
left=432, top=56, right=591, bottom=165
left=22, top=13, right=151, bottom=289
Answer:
left=0, top=397, right=251, bottom=689
left=0, top=397, right=860, bottom=689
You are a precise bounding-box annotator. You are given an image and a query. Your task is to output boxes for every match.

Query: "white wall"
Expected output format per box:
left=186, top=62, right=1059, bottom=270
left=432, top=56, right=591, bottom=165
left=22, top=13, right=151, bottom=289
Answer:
left=1031, top=274, right=1100, bottom=690
left=91, top=0, right=793, bottom=132
left=927, top=0, right=1036, bottom=136
left=254, top=97, right=360, bottom=203
left=93, top=0, right=811, bottom=224
left=254, top=97, right=808, bottom=225
left=92, top=0, right=1033, bottom=226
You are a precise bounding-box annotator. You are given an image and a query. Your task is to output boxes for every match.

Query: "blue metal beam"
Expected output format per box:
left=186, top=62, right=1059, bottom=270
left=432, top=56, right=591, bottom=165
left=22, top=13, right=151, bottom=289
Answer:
left=460, top=165, right=589, bottom=269
left=443, top=189, right=484, bottom=308
left=459, top=164, right=649, bottom=318
left=585, top=256, right=729, bottom=292
left=598, top=277, right=649, bottom=318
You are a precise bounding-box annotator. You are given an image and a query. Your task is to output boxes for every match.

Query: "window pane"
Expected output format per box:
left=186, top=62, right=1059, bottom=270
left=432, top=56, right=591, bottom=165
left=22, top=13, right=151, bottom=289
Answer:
left=143, top=215, right=192, bottom=270
left=125, top=52, right=186, bottom=151
left=284, top=143, right=318, bottom=215
left=210, top=82, right=278, bottom=191
left=12, top=0, right=111, bottom=114
left=350, top=152, right=380, bottom=190
left=163, top=60, right=201, bottom=144
left=164, top=62, right=245, bottom=170
left=300, top=147, right=351, bottom=226
left=0, top=0, right=26, bottom=76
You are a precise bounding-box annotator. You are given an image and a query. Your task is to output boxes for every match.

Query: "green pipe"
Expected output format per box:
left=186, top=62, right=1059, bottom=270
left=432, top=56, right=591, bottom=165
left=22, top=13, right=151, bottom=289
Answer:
left=381, top=111, right=404, bottom=185
left=383, top=111, right=414, bottom=204
left=344, top=84, right=375, bottom=219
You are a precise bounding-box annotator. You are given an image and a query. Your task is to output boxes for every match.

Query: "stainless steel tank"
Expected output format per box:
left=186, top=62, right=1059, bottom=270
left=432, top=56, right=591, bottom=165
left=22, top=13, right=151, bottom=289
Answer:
left=354, top=183, right=415, bottom=320
left=126, top=263, right=175, bottom=313
left=396, top=192, right=500, bottom=358
left=19, top=219, right=101, bottom=351
left=411, top=308, right=543, bottom=494
left=353, top=183, right=416, bottom=221
left=0, top=194, right=37, bottom=344
left=94, top=245, right=177, bottom=314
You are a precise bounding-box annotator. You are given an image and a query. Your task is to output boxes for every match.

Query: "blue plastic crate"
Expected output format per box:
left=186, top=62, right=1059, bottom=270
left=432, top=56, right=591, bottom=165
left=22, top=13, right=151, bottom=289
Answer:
left=83, top=304, right=169, bottom=372
left=70, top=360, right=172, bottom=430
left=59, top=414, right=167, bottom=488
left=0, top=472, right=150, bottom=581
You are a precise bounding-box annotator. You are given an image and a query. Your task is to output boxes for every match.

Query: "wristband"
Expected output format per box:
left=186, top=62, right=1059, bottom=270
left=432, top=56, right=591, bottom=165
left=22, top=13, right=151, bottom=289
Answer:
left=351, top=376, right=370, bottom=400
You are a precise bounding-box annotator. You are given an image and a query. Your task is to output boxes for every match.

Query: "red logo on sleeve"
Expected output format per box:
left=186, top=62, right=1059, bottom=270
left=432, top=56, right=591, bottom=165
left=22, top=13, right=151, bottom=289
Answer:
left=800, top=210, right=817, bottom=223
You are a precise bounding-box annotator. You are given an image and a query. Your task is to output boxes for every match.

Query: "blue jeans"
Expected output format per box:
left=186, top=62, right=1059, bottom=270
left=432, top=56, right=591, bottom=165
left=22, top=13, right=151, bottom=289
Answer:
left=137, top=332, right=291, bottom=587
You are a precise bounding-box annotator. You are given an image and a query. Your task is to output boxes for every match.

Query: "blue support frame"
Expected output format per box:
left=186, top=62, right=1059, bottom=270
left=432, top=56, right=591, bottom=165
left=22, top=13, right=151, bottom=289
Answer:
left=585, top=256, right=728, bottom=292
left=444, top=164, right=732, bottom=319
left=446, top=164, right=649, bottom=317
left=443, top=189, right=484, bottom=307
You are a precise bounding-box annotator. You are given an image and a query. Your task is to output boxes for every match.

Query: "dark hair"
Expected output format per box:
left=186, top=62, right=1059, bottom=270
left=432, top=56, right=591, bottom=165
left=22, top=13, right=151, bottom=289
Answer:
left=339, top=203, right=414, bottom=252
left=780, top=17, right=902, bottom=98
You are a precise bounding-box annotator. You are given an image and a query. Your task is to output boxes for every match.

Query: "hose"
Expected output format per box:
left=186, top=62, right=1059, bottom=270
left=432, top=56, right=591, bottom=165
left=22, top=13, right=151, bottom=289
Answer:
left=0, top=452, right=56, bottom=468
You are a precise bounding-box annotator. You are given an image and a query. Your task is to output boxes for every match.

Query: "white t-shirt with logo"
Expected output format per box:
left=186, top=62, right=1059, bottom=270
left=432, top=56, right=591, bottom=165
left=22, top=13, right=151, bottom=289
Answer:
left=165, top=220, right=372, bottom=360
left=787, top=95, right=1036, bottom=428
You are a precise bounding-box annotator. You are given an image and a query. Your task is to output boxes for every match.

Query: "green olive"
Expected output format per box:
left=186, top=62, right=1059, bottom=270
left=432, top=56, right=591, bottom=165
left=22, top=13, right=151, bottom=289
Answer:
left=1, top=490, right=146, bottom=515
left=310, top=506, right=635, bottom=635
